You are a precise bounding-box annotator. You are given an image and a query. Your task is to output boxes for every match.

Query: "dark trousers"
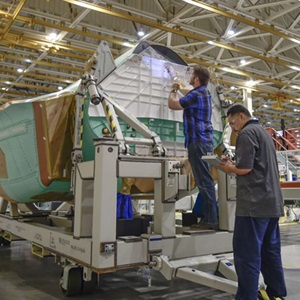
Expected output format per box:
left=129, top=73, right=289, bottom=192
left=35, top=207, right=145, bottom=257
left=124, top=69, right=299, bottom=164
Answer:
left=188, top=141, right=218, bottom=224
left=233, top=216, right=287, bottom=300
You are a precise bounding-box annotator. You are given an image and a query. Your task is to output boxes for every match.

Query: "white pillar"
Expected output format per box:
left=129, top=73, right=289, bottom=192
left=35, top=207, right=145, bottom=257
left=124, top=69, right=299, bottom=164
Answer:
left=243, top=88, right=253, bottom=114
left=92, top=139, right=118, bottom=269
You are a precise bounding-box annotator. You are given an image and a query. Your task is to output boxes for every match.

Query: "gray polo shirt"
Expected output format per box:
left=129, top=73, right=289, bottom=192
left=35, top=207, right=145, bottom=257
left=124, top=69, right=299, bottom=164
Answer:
left=235, top=120, right=284, bottom=217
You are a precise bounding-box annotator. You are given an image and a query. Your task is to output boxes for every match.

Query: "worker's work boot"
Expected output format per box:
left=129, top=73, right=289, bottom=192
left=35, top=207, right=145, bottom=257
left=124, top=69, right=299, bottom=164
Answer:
left=190, top=221, right=218, bottom=230
left=257, top=290, right=285, bottom=300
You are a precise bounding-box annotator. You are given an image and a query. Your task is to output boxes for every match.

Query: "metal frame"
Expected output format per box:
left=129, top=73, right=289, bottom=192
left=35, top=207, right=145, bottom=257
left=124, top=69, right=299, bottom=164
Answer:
left=0, top=41, right=238, bottom=296
left=0, top=142, right=237, bottom=295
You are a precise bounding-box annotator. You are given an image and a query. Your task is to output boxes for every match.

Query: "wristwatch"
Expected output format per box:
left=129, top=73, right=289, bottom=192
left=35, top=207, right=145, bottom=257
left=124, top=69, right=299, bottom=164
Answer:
left=170, top=89, right=177, bottom=93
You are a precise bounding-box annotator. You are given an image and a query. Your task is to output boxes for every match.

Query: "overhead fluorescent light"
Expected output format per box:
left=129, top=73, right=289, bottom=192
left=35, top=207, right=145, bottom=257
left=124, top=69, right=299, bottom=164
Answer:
left=122, top=42, right=134, bottom=47
left=291, top=85, right=300, bottom=90
left=289, top=38, right=300, bottom=44
left=290, top=66, right=300, bottom=71
left=183, top=0, right=201, bottom=7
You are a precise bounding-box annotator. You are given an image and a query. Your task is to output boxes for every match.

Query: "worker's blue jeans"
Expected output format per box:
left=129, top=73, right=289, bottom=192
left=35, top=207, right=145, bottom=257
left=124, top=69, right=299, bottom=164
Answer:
left=187, top=142, right=218, bottom=224
left=233, top=216, right=287, bottom=300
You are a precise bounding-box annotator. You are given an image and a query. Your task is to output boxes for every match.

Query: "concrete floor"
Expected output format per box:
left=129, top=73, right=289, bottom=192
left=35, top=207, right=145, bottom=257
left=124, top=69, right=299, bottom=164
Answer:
left=0, top=223, right=300, bottom=300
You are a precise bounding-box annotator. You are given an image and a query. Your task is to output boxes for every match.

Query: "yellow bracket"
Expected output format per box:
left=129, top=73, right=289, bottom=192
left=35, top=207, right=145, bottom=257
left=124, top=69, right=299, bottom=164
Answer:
left=3, top=231, right=23, bottom=242
left=3, top=230, right=12, bottom=242
left=31, top=243, right=51, bottom=258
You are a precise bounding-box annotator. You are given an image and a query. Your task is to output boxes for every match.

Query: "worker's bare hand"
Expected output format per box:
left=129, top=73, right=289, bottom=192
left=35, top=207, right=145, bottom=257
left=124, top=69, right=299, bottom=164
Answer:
left=218, top=157, right=235, bottom=174
left=221, top=155, right=235, bottom=165
left=218, top=162, right=232, bottom=174
left=172, top=82, right=180, bottom=90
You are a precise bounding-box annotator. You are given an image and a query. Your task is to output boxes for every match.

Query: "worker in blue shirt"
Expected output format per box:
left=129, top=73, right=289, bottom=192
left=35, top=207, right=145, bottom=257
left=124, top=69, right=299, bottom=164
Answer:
left=168, top=66, right=218, bottom=230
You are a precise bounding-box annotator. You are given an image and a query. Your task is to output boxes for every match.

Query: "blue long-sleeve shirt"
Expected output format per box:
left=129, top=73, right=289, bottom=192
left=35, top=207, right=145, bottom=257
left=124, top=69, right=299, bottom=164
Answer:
left=179, top=85, right=213, bottom=148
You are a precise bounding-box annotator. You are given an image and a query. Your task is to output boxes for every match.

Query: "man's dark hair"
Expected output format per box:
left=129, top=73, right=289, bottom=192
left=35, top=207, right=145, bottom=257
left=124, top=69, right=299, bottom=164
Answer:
left=227, top=104, right=252, bottom=118
left=193, top=66, right=210, bottom=85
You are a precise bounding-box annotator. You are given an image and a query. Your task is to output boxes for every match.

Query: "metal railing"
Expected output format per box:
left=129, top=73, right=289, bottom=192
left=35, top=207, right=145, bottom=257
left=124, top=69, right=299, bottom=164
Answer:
left=277, top=150, right=300, bottom=180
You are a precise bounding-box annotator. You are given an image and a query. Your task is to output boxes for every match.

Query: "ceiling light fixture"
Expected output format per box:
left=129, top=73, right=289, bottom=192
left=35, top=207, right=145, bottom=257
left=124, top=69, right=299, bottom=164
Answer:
left=291, top=85, right=300, bottom=89
left=122, top=42, right=134, bottom=47
left=246, top=79, right=255, bottom=87
left=137, top=28, right=145, bottom=37
left=46, top=32, right=58, bottom=42
left=290, top=66, right=300, bottom=71
left=183, top=0, right=203, bottom=8
left=228, top=30, right=235, bottom=35
left=289, top=38, right=300, bottom=44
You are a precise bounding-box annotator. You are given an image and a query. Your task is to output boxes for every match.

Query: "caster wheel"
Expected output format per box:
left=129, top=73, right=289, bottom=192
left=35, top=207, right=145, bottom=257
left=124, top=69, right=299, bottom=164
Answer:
left=81, top=272, right=98, bottom=294
left=60, top=267, right=83, bottom=297
left=2, top=238, right=11, bottom=246
left=0, top=236, right=10, bottom=247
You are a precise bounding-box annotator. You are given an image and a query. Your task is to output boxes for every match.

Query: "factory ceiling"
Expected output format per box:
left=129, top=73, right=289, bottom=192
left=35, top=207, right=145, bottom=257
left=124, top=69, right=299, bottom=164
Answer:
left=1, top=0, right=300, bottom=130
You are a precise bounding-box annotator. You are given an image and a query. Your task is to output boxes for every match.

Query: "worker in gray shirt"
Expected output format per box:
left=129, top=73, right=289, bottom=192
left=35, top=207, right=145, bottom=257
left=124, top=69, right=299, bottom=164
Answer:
left=219, top=104, right=287, bottom=300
